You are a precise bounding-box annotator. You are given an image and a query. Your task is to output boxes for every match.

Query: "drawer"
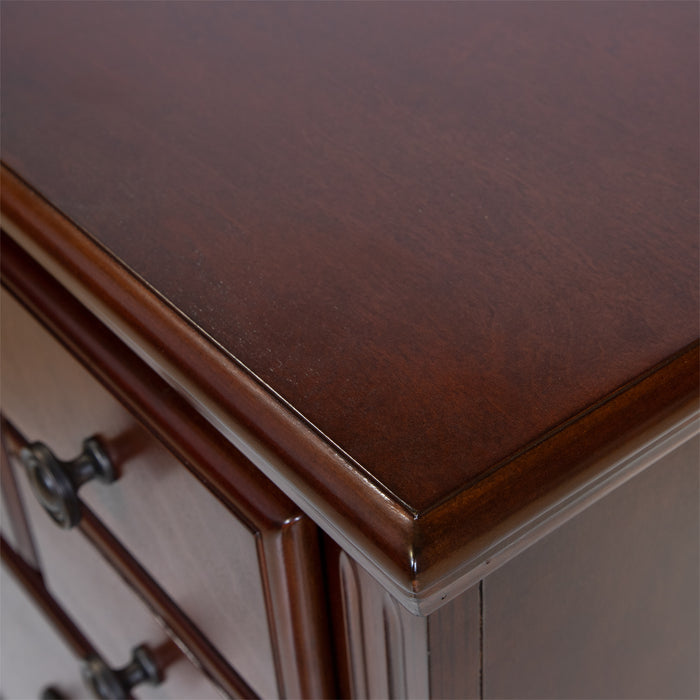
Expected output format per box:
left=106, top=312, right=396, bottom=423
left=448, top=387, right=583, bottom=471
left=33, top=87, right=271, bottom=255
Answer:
left=1, top=538, right=224, bottom=700
left=4, top=426, right=255, bottom=699
left=3, top=477, right=225, bottom=700
left=0, top=286, right=332, bottom=699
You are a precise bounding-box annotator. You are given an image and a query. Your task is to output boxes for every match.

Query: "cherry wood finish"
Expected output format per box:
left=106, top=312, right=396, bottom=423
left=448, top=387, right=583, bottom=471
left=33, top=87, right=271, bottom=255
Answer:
left=3, top=194, right=696, bottom=609
left=326, top=535, right=482, bottom=700
left=1, top=4, right=698, bottom=698
left=324, top=420, right=699, bottom=700
left=1, top=0, right=696, bottom=508
left=1, top=570, right=84, bottom=700
left=3, top=419, right=257, bottom=699
left=1, top=2, right=698, bottom=605
left=1, top=541, right=94, bottom=700
left=325, top=539, right=433, bottom=700
left=427, top=585, right=480, bottom=700
left=1, top=289, right=277, bottom=698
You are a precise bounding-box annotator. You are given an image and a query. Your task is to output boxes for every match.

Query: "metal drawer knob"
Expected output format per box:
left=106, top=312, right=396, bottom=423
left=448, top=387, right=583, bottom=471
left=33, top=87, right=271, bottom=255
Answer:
left=82, top=645, right=162, bottom=700
left=20, top=437, right=115, bottom=529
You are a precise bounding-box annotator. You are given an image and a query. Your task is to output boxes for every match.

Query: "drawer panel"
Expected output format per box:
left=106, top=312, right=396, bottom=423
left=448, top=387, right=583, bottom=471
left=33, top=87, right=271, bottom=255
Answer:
left=0, top=289, right=288, bottom=699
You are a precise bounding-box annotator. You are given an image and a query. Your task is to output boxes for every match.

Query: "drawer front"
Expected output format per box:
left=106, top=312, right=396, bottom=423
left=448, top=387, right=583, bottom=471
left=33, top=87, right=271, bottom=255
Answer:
left=4, top=480, right=225, bottom=700
left=0, top=290, right=280, bottom=698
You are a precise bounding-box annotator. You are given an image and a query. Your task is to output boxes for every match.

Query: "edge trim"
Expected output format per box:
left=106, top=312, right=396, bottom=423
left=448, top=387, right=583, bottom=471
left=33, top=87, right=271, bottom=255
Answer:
left=2, top=164, right=697, bottom=613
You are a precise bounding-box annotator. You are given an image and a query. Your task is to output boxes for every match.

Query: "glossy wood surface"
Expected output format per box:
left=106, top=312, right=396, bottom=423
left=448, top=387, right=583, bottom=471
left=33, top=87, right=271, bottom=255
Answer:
left=2, top=208, right=697, bottom=613
left=1, top=5, right=698, bottom=695
left=325, top=539, right=432, bottom=700
left=483, top=434, right=700, bottom=699
left=2, top=1, right=697, bottom=518
left=4, top=417, right=258, bottom=699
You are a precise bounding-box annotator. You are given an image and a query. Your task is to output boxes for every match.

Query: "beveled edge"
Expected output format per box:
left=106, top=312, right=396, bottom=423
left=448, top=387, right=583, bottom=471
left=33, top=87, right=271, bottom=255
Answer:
left=2, top=164, right=697, bottom=614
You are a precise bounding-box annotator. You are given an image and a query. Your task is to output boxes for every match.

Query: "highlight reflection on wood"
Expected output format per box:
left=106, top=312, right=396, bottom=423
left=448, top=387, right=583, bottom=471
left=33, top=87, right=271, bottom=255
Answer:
left=1, top=2, right=697, bottom=697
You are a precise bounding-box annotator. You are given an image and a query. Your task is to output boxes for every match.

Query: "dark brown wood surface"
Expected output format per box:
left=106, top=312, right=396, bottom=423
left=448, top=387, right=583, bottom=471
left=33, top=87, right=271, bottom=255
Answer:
left=325, top=532, right=482, bottom=700
left=1, top=2, right=698, bottom=596
left=324, top=537, right=437, bottom=699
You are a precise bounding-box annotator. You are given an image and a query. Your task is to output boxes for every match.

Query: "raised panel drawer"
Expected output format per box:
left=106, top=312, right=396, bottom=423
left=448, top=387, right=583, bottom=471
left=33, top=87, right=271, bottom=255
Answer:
left=0, top=285, right=331, bottom=699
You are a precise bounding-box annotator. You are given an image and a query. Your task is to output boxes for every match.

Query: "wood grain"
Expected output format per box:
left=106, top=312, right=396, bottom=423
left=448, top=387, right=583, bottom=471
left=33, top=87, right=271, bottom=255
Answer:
left=2, top=2, right=698, bottom=608
left=1, top=5, right=698, bottom=694
left=0, top=217, right=416, bottom=605
left=1, top=289, right=278, bottom=698
left=5, top=421, right=257, bottom=699
left=2, top=0, right=696, bottom=512
left=325, top=534, right=481, bottom=700
left=412, top=352, right=699, bottom=597
left=324, top=539, right=431, bottom=700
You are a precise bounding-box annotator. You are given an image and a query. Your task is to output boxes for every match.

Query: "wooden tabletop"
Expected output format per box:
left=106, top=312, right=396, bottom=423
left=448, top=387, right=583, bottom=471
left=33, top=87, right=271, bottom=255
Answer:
left=2, top=2, right=698, bottom=600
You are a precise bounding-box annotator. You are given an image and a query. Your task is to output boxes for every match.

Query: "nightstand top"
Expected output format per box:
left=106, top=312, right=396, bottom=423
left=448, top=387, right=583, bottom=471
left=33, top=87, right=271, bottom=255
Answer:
left=2, top=1, right=697, bottom=601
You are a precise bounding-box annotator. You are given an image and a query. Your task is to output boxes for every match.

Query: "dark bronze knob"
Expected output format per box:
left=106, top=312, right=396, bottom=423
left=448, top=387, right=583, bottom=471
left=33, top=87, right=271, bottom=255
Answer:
left=82, top=645, right=162, bottom=700
left=20, top=437, right=115, bottom=529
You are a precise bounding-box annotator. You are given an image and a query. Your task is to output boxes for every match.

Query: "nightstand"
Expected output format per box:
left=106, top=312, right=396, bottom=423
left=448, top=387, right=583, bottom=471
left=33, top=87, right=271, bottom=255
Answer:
left=2, top=3, right=697, bottom=698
